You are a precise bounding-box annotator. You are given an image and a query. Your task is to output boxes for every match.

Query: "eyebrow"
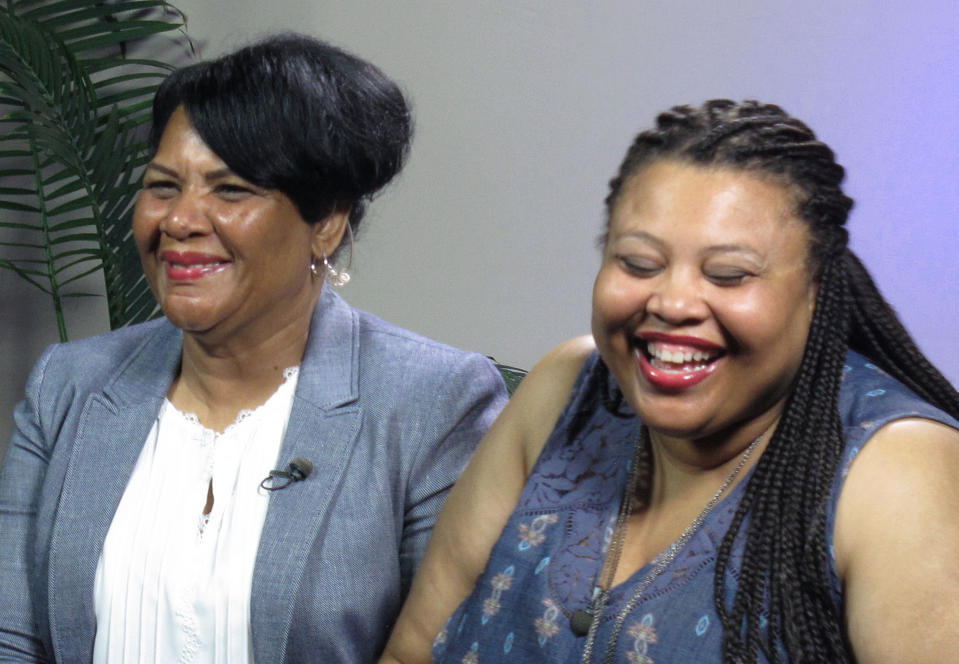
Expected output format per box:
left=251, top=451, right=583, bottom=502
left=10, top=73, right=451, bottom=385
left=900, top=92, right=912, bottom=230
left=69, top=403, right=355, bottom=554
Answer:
left=701, top=243, right=761, bottom=257
left=143, top=162, right=178, bottom=178
left=144, top=163, right=235, bottom=181
left=617, top=231, right=762, bottom=258
left=616, top=230, right=666, bottom=248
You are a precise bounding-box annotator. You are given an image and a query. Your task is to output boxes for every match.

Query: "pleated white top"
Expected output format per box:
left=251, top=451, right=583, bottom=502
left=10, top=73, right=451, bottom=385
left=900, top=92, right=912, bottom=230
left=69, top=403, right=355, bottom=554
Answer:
left=93, top=367, right=300, bottom=664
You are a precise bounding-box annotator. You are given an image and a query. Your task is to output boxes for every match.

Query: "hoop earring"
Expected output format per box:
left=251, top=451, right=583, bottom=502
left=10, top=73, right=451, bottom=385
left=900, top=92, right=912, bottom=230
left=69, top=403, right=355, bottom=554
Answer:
left=310, top=257, right=322, bottom=279
left=324, top=223, right=354, bottom=287
left=322, top=253, right=350, bottom=287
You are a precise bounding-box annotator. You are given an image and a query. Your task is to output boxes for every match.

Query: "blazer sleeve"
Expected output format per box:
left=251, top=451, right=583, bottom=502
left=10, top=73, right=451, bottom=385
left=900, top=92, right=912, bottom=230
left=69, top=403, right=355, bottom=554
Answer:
left=0, top=348, right=55, bottom=662
left=398, top=353, right=508, bottom=596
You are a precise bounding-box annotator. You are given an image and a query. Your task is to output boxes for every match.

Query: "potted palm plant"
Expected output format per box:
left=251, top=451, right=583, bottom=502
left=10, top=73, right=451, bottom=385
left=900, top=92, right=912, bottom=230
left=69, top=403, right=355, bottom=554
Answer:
left=0, top=0, right=191, bottom=341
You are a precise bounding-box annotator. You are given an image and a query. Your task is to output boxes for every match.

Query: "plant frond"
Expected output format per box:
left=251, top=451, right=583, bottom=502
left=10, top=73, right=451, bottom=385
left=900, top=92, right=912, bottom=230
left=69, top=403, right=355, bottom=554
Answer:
left=1, top=0, right=188, bottom=338
left=0, top=201, right=41, bottom=213
left=0, top=263, right=52, bottom=292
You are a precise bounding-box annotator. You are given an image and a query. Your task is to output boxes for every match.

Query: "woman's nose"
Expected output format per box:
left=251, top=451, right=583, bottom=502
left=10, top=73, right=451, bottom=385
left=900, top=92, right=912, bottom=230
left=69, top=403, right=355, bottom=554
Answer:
left=159, top=191, right=209, bottom=238
left=645, top=270, right=708, bottom=325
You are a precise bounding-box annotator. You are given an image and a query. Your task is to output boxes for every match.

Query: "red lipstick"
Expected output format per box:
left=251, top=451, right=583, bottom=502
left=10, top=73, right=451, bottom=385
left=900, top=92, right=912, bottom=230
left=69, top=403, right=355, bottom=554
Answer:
left=637, top=349, right=719, bottom=391
left=160, top=250, right=229, bottom=281
left=638, top=331, right=724, bottom=352
left=635, top=332, right=723, bottom=391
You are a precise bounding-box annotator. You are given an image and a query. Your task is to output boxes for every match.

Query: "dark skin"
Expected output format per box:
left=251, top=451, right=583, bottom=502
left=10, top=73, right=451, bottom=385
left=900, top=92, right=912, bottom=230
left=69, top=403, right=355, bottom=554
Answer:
left=379, top=163, right=959, bottom=664
left=134, top=107, right=348, bottom=518
left=134, top=107, right=347, bottom=432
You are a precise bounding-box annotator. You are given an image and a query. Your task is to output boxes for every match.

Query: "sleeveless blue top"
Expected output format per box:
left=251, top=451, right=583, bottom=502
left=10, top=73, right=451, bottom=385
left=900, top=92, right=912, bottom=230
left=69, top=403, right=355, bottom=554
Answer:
left=432, top=350, right=958, bottom=663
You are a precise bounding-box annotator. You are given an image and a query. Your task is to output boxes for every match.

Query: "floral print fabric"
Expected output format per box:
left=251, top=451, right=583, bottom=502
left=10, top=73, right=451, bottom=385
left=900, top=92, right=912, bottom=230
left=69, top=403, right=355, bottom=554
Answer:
left=432, top=351, right=958, bottom=663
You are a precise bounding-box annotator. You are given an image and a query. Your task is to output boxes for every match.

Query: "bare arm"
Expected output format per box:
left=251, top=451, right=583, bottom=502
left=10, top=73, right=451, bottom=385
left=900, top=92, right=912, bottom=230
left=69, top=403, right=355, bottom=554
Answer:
left=379, top=336, right=595, bottom=664
left=835, top=417, right=959, bottom=663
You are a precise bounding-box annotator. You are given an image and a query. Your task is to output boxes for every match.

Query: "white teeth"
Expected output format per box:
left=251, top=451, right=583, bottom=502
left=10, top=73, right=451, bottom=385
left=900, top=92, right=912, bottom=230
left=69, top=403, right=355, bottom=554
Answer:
left=647, top=341, right=718, bottom=365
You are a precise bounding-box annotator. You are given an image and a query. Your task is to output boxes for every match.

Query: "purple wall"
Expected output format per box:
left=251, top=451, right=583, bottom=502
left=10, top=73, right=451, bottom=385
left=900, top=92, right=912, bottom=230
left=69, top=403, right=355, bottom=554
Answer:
left=2, top=2, right=957, bottom=451
left=590, top=1, right=959, bottom=385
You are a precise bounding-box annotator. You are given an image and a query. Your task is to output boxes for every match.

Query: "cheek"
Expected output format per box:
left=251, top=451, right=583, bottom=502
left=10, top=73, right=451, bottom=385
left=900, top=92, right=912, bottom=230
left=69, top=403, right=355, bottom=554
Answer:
left=224, top=210, right=304, bottom=260
left=132, top=197, right=160, bottom=255
left=591, top=267, right=645, bottom=337
left=261, top=223, right=313, bottom=268
left=719, top=286, right=813, bottom=354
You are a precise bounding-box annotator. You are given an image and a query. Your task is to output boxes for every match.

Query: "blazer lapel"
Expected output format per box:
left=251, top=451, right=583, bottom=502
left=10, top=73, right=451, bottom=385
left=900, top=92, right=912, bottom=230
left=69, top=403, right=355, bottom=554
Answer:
left=46, top=323, right=182, bottom=661
left=45, top=289, right=361, bottom=661
left=251, top=287, right=362, bottom=664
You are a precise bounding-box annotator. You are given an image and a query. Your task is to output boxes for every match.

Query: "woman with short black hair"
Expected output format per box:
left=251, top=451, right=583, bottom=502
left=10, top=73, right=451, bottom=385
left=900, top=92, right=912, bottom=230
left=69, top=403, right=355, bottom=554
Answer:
left=0, top=34, right=508, bottom=663
left=149, top=33, right=411, bottom=247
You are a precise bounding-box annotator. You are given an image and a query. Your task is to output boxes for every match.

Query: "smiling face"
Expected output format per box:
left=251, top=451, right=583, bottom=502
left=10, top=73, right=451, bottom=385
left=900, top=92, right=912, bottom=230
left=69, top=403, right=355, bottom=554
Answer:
left=134, top=107, right=342, bottom=348
left=592, top=160, right=818, bottom=446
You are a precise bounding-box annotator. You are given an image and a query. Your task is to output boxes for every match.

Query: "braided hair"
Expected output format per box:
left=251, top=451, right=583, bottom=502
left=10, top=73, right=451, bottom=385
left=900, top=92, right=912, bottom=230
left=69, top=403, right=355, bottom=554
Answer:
left=600, top=100, right=959, bottom=662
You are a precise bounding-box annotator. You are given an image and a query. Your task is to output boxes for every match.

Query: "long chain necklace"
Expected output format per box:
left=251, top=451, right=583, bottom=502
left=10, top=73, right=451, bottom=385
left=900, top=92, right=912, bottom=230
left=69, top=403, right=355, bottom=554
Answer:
left=579, top=426, right=765, bottom=664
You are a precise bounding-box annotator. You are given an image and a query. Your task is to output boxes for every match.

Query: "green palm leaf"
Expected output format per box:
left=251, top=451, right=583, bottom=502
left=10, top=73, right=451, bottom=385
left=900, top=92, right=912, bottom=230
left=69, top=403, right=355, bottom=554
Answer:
left=0, top=0, right=190, bottom=340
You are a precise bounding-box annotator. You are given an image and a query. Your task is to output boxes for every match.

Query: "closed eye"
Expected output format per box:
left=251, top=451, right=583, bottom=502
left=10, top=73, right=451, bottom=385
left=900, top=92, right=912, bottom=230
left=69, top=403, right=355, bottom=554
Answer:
left=617, top=255, right=662, bottom=277
left=705, top=270, right=752, bottom=286
left=214, top=183, right=255, bottom=200
left=143, top=180, right=178, bottom=198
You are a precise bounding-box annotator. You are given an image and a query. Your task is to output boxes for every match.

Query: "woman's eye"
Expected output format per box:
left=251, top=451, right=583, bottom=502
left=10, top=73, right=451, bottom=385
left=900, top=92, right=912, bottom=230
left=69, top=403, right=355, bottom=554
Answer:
left=143, top=181, right=178, bottom=198
left=705, top=269, right=751, bottom=286
left=215, top=183, right=254, bottom=200
left=617, top=256, right=661, bottom=276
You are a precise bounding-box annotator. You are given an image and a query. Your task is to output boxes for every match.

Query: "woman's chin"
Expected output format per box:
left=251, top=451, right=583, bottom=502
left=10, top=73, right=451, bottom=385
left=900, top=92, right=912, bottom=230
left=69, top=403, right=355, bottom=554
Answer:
left=161, top=304, right=219, bottom=336
left=624, top=382, right=723, bottom=440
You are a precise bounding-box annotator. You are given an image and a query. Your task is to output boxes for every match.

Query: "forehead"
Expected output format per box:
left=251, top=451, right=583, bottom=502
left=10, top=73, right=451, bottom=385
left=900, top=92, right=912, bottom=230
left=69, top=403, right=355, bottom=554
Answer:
left=153, top=106, right=226, bottom=168
left=610, top=160, right=808, bottom=251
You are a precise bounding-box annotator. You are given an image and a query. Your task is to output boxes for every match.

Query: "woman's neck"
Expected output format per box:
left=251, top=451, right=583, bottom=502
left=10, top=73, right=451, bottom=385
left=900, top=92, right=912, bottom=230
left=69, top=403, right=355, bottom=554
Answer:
left=170, top=308, right=314, bottom=432
left=646, top=412, right=780, bottom=508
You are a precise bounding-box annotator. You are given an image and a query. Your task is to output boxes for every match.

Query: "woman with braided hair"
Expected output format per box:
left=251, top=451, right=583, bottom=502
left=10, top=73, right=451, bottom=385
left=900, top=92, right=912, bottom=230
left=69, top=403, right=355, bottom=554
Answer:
left=380, top=99, right=959, bottom=663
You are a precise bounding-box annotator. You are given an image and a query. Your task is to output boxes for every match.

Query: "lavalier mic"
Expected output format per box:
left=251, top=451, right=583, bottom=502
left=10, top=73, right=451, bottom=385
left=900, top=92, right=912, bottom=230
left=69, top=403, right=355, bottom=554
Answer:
left=570, top=609, right=593, bottom=637
left=260, top=457, right=313, bottom=491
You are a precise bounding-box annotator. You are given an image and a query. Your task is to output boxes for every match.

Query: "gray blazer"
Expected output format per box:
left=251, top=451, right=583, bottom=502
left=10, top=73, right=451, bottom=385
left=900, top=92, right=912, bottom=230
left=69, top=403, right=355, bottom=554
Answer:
left=0, top=287, right=508, bottom=663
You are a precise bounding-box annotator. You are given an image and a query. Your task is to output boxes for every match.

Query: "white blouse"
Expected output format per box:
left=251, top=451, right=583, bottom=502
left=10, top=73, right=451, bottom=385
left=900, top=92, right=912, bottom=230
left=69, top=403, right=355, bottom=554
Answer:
left=93, top=368, right=300, bottom=664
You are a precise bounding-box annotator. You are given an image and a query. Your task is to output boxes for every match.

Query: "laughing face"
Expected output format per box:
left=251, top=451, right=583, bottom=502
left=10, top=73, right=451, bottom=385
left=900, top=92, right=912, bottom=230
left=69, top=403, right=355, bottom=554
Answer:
left=592, top=160, right=817, bottom=444
left=134, top=107, right=333, bottom=347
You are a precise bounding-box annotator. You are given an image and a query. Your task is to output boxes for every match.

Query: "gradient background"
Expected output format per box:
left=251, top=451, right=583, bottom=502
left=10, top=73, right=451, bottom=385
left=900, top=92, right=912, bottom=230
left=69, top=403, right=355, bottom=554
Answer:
left=2, top=1, right=957, bottom=453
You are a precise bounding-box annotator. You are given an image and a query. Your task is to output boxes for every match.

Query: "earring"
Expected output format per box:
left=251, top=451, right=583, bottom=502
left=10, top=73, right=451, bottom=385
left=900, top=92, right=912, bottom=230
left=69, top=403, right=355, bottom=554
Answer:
left=322, top=253, right=350, bottom=287
left=312, top=222, right=354, bottom=286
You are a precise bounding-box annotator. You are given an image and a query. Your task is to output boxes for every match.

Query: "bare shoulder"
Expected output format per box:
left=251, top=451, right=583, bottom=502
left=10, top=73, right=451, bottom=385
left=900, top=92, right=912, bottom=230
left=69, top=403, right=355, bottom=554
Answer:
left=518, top=334, right=596, bottom=393
left=836, top=416, right=959, bottom=571
left=837, top=418, right=959, bottom=531
left=836, top=417, right=959, bottom=663
left=504, top=335, right=596, bottom=469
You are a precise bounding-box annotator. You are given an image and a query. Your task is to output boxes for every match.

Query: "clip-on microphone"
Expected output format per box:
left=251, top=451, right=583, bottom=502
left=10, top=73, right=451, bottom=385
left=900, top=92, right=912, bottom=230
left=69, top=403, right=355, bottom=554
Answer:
left=260, top=457, right=313, bottom=491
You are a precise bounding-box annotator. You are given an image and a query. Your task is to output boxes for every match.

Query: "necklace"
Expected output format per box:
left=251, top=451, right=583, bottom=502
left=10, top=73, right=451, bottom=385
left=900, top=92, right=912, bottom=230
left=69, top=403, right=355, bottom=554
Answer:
left=578, top=426, right=765, bottom=664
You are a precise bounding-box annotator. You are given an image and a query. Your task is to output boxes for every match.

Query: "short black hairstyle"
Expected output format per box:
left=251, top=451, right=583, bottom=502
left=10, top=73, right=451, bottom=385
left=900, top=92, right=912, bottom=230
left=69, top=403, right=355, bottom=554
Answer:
left=149, top=33, right=413, bottom=245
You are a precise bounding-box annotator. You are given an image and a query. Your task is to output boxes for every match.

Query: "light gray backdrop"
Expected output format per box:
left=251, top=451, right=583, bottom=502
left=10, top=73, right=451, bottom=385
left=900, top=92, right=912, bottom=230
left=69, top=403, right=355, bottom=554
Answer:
left=3, top=1, right=958, bottom=454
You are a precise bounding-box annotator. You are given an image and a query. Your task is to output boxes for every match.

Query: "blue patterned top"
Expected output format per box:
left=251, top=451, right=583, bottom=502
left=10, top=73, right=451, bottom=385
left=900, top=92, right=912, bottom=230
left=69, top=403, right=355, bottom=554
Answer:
left=432, top=351, right=958, bottom=663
